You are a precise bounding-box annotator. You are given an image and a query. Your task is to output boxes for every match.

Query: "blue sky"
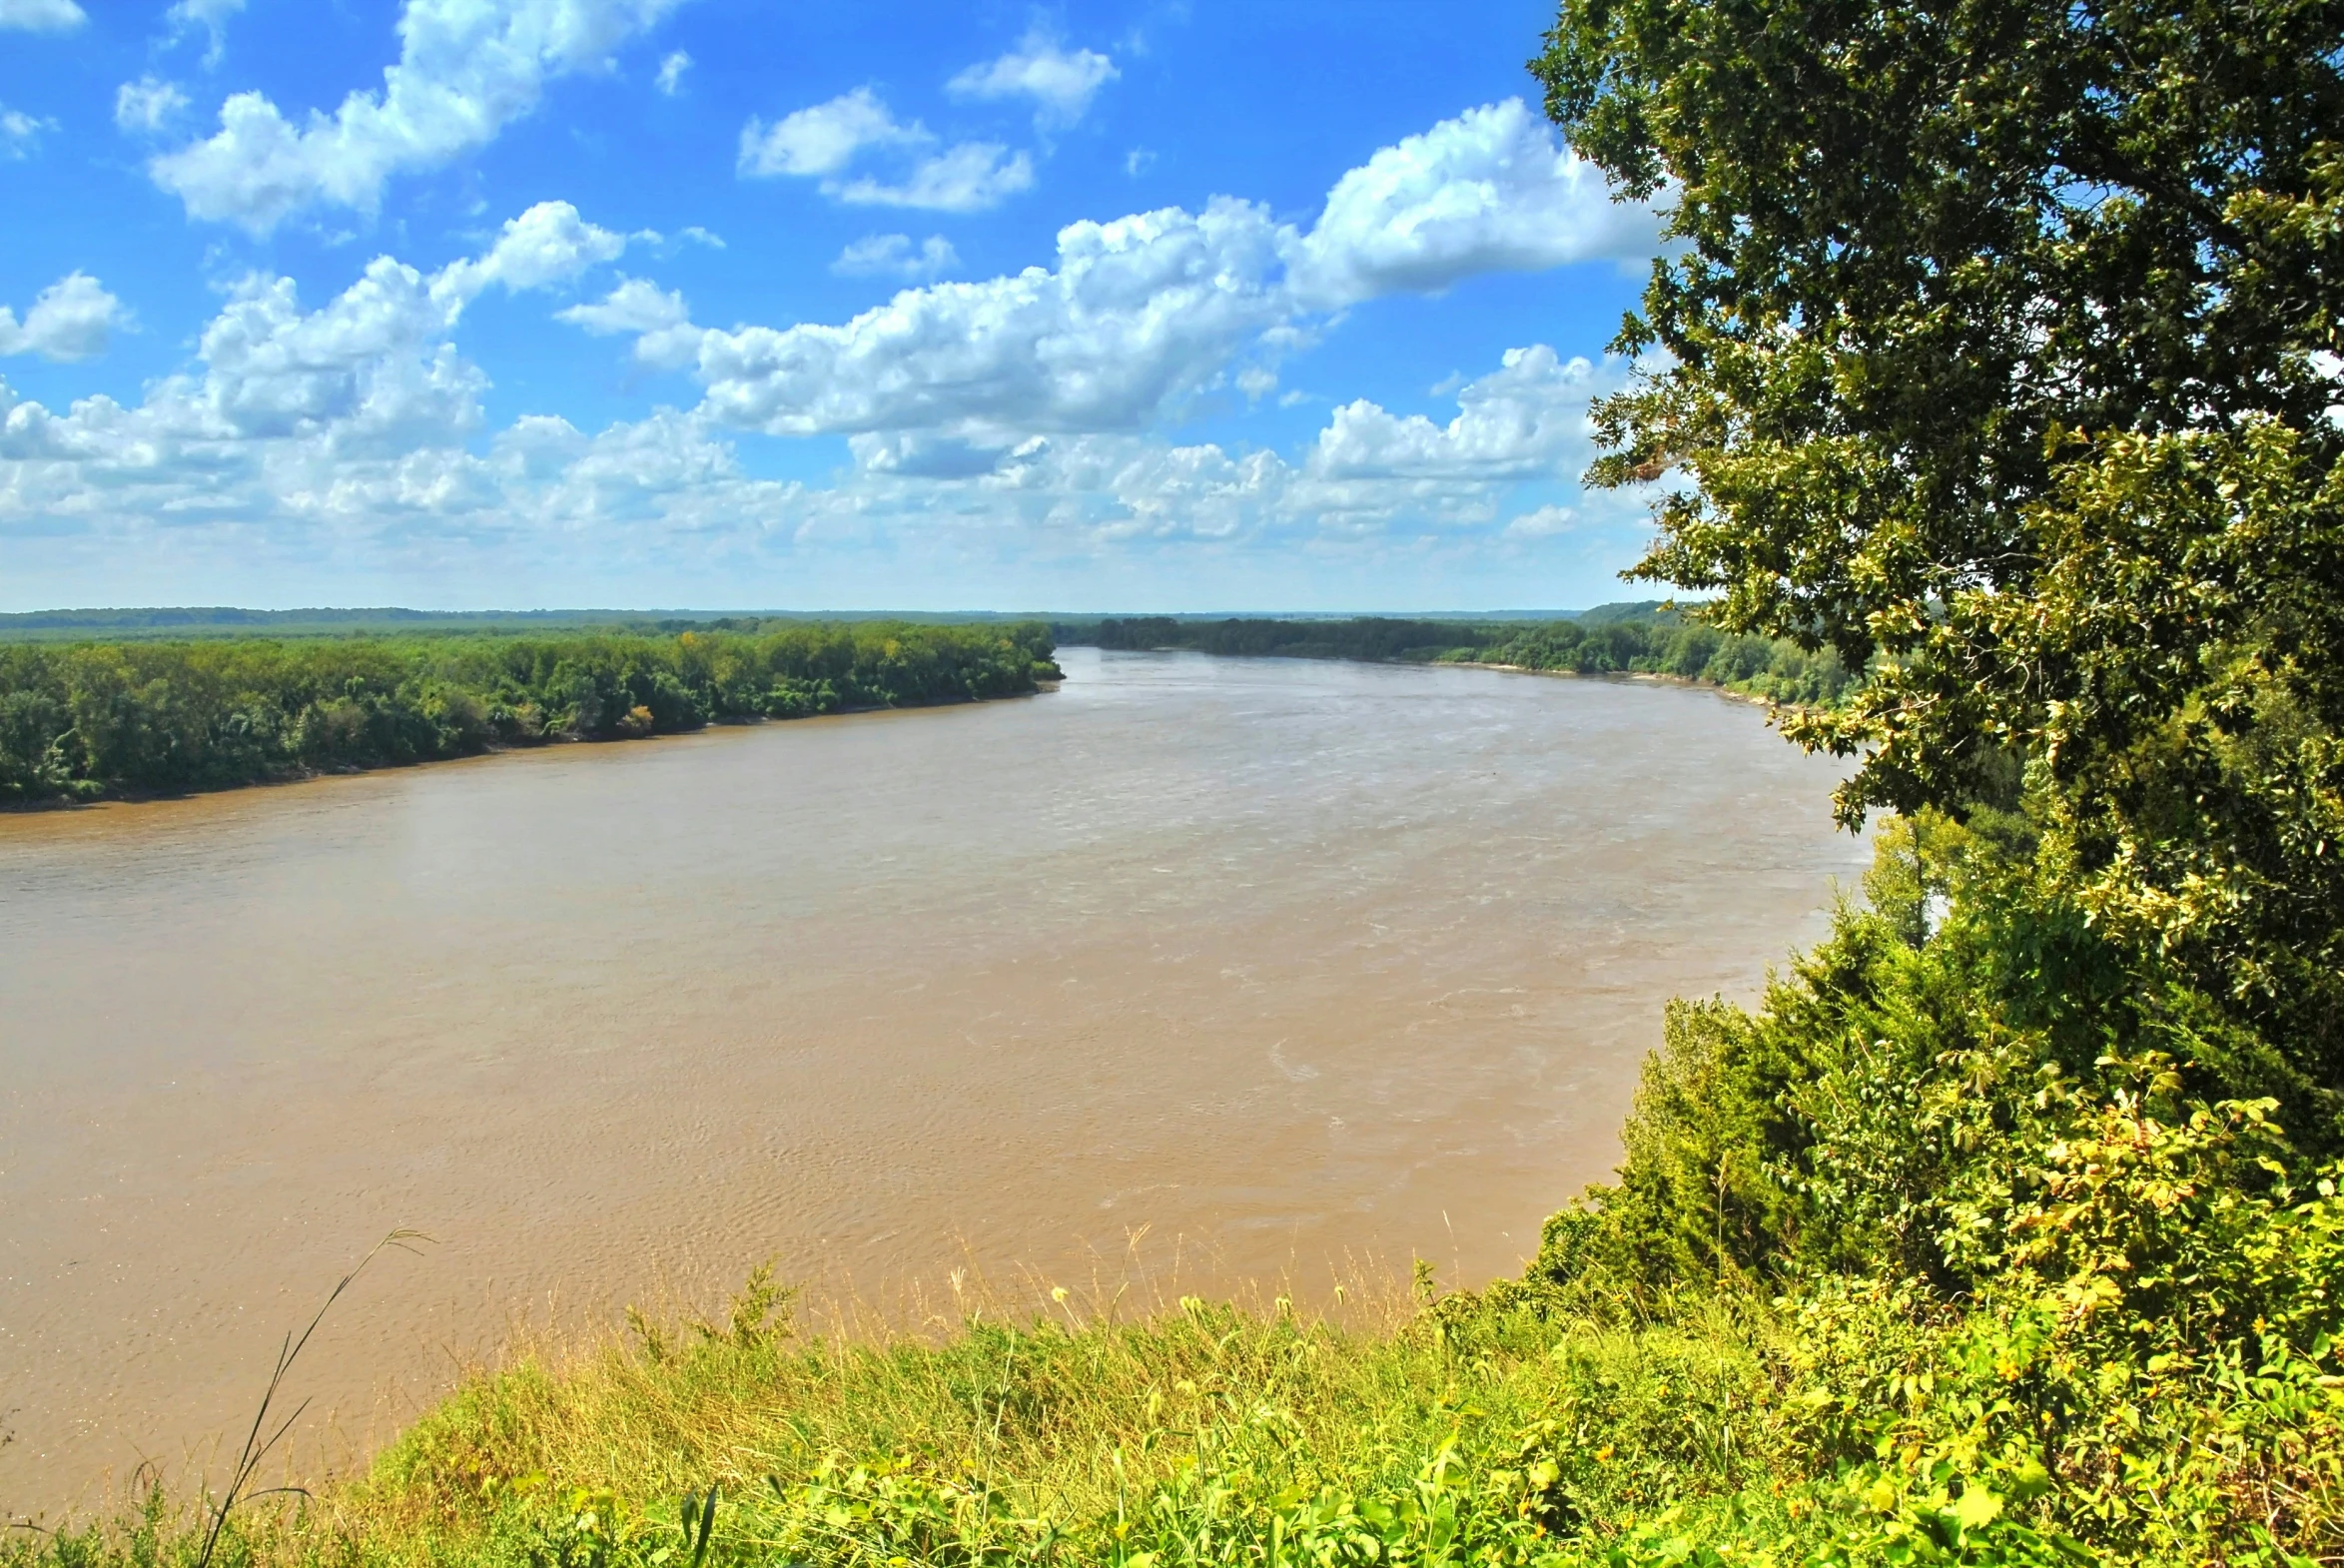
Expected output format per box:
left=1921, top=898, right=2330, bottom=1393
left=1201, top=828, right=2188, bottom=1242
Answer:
left=0, top=0, right=1665, bottom=611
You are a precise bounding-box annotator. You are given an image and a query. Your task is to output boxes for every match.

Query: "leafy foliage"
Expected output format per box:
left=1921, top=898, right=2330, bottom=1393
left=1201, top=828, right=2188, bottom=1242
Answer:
left=1536, top=0, right=2344, bottom=1141
left=1078, top=615, right=1494, bottom=662
left=1474, top=819, right=2344, bottom=1565
left=1443, top=620, right=1862, bottom=707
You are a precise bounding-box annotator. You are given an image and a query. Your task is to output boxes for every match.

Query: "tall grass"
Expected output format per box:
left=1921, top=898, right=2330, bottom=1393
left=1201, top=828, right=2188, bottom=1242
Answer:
left=4, top=1262, right=1790, bottom=1568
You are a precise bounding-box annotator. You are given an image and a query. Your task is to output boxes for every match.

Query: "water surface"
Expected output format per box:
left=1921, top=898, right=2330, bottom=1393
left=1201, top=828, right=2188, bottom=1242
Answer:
left=0, top=649, right=1868, bottom=1509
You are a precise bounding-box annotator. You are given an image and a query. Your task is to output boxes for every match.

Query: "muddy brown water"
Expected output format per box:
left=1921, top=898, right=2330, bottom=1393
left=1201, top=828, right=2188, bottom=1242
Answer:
left=0, top=648, right=1869, bottom=1512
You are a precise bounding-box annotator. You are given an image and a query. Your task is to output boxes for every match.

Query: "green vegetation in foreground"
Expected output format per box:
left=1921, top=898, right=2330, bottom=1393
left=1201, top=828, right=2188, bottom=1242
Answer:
left=13, top=0, right=2342, bottom=1552
left=1073, top=609, right=1864, bottom=709
left=0, top=622, right=1061, bottom=803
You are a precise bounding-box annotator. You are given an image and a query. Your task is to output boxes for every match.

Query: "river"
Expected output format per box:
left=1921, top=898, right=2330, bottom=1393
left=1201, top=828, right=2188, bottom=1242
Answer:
left=0, top=647, right=1869, bottom=1512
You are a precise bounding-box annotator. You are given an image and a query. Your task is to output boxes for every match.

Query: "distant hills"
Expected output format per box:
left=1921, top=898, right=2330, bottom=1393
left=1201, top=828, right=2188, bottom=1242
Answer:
left=0, top=604, right=1676, bottom=643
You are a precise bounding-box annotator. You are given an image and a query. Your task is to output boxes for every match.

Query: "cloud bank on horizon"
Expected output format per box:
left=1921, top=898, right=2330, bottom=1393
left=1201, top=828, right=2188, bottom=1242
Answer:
left=0, top=0, right=1668, bottom=610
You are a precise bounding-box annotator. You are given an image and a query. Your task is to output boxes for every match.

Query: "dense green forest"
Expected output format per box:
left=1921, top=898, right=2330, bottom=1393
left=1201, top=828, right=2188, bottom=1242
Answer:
left=0, top=623, right=1061, bottom=804
left=1076, top=610, right=1863, bottom=706
left=1078, top=614, right=1500, bottom=661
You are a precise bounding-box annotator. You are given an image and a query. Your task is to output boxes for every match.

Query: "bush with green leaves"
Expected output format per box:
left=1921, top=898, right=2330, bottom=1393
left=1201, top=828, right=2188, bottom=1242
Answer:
left=1462, top=816, right=2344, bottom=1565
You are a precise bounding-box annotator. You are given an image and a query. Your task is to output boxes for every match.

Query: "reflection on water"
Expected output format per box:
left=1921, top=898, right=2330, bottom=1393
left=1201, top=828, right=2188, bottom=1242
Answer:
left=0, top=648, right=1868, bottom=1508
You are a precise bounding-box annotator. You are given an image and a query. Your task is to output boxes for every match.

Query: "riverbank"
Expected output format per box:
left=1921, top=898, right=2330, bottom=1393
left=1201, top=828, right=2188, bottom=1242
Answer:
left=1468, top=661, right=1776, bottom=707
left=1068, top=611, right=1862, bottom=711
left=0, top=622, right=1062, bottom=806
left=0, top=692, right=1051, bottom=814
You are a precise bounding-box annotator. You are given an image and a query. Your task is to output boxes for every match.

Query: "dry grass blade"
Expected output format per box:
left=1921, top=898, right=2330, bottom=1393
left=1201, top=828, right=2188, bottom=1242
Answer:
left=192, top=1228, right=432, bottom=1568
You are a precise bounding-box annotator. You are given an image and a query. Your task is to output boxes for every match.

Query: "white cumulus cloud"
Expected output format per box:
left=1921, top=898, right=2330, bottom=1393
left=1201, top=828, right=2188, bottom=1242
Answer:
left=641, top=101, right=1655, bottom=450
left=0, top=201, right=619, bottom=464
left=0, top=227, right=633, bottom=530
left=1308, top=347, right=1611, bottom=480
left=150, top=0, right=685, bottom=234
left=0, top=275, right=127, bottom=363
left=1289, top=97, right=1657, bottom=307
left=1, top=105, right=57, bottom=159
left=1, top=104, right=1666, bottom=585
left=483, top=408, right=798, bottom=534
left=807, top=347, right=1629, bottom=546
left=654, top=49, right=690, bottom=95
left=555, top=277, right=700, bottom=369
left=0, top=0, right=84, bottom=32
left=1, top=308, right=1631, bottom=593
left=692, top=197, right=1290, bottom=439
left=167, top=0, right=244, bottom=25
left=430, top=200, right=629, bottom=311
left=167, top=0, right=246, bottom=63
left=738, top=87, right=923, bottom=178
left=948, top=32, right=1118, bottom=129
left=116, top=77, right=192, bottom=136
left=741, top=87, right=1035, bottom=213
left=195, top=261, right=483, bottom=450
left=832, top=234, right=960, bottom=280
left=820, top=345, right=1625, bottom=545
left=0, top=339, right=793, bottom=565
left=1504, top=503, right=1580, bottom=538
left=833, top=142, right=1033, bottom=213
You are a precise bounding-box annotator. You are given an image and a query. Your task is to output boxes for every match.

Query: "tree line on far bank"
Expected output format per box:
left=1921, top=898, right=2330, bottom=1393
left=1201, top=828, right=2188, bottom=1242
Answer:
left=1070, top=608, right=1862, bottom=706
left=0, top=622, right=1061, bottom=804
